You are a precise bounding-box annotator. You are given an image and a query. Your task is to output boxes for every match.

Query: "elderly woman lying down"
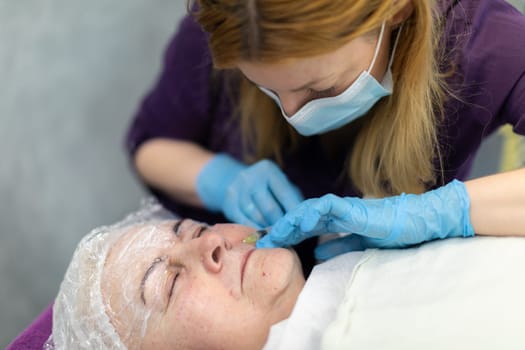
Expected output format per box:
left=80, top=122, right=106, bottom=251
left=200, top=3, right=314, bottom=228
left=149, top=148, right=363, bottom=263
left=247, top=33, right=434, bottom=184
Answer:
left=46, top=203, right=525, bottom=350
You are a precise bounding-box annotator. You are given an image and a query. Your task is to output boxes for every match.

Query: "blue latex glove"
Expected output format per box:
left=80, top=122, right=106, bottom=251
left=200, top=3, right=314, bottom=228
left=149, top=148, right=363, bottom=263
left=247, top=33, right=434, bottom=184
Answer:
left=196, top=154, right=304, bottom=228
left=257, top=180, right=475, bottom=257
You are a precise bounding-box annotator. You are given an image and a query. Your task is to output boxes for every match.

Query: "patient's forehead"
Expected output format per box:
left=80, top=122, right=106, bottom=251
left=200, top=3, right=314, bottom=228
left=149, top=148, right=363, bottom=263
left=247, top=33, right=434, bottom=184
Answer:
left=103, top=222, right=178, bottom=292
left=110, top=221, right=177, bottom=255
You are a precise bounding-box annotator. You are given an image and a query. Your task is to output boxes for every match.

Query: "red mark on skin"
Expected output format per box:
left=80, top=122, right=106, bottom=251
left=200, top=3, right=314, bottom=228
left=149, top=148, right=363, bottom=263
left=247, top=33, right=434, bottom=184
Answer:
left=262, top=272, right=267, bottom=277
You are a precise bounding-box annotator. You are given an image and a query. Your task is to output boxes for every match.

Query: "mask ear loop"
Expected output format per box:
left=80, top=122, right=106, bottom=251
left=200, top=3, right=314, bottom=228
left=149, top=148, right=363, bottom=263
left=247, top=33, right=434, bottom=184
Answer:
left=367, top=21, right=387, bottom=73
left=367, top=21, right=404, bottom=73
left=387, top=22, right=404, bottom=69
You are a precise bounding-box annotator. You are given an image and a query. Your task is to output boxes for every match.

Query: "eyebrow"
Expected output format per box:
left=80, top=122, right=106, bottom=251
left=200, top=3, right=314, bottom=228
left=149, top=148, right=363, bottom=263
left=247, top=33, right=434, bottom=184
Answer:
left=140, top=220, right=184, bottom=305
left=140, top=256, right=167, bottom=305
left=246, top=73, right=335, bottom=93
left=289, top=73, right=335, bottom=92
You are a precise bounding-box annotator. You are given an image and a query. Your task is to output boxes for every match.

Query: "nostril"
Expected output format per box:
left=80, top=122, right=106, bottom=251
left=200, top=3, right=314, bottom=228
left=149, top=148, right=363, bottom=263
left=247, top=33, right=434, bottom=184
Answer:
left=212, top=246, right=221, bottom=264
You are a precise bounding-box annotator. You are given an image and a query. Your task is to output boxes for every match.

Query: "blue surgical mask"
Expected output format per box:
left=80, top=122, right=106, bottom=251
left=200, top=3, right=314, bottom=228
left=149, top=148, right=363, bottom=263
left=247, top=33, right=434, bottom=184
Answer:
left=258, top=21, right=402, bottom=136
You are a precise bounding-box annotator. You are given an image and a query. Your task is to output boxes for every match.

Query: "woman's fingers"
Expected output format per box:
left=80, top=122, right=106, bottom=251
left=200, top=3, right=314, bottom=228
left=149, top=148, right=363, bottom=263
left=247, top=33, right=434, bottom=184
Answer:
left=257, top=194, right=371, bottom=248
left=314, top=234, right=365, bottom=260
left=252, top=188, right=285, bottom=226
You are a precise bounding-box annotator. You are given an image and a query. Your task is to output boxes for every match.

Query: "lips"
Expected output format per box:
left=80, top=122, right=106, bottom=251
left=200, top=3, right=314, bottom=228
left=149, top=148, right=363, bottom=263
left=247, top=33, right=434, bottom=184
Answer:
left=240, top=249, right=255, bottom=290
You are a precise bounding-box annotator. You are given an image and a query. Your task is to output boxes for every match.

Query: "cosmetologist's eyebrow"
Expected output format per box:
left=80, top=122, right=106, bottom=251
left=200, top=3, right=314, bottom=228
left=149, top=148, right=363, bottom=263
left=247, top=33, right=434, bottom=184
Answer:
left=246, top=73, right=334, bottom=93
left=140, top=256, right=167, bottom=305
left=289, top=73, right=335, bottom=92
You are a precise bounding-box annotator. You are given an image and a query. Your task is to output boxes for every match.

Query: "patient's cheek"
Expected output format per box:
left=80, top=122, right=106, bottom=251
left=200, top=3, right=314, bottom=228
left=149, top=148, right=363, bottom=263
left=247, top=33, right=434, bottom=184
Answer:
left=160, top=294, right=215, bottom=349
left=213, top=224, right=254, bottom=242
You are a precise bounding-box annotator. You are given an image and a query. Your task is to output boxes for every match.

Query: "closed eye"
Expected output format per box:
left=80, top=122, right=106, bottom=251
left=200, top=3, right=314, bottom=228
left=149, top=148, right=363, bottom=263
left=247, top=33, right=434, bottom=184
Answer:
left=172, top=220, right=209, bottom=240
left=168, top=272, right=179, bottom=305
left=194, top=225, right=209, bottom=239
left=307, top=86, right=337, bottom=99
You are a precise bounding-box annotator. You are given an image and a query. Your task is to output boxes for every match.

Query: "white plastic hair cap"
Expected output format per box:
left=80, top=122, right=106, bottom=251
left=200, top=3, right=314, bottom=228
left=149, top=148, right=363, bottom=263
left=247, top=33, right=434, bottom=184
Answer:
left=44, top=198, right=176, bottom=350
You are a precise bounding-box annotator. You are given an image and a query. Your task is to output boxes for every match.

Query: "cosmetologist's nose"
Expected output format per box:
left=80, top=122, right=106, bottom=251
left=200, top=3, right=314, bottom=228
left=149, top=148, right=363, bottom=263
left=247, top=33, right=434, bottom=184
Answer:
left=279, top=93, right=305, bottom=117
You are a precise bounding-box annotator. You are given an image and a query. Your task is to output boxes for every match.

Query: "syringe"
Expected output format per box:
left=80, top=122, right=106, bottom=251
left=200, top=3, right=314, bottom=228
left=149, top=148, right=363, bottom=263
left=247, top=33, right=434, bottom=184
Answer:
left=242, top=227, right=270, bottom=244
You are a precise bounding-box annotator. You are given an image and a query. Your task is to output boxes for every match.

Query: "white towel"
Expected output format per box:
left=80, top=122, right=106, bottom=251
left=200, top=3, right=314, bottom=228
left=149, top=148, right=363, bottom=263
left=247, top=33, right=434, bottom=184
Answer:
left=322, top=236, right=525, bottom=350
left=263, top=252, right=364, bottom=350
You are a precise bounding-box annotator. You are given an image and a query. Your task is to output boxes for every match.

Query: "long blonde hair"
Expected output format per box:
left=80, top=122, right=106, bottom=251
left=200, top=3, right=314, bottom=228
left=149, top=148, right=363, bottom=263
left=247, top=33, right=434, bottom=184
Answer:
left=191, top=0, right=446, bottom=197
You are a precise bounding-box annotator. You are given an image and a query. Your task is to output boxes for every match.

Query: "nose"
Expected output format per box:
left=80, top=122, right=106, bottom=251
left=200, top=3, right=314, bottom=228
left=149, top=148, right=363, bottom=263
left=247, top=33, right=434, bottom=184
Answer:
left=279, top=93, right=305, bottom=117
left=198, top=232, right=231, bottom=273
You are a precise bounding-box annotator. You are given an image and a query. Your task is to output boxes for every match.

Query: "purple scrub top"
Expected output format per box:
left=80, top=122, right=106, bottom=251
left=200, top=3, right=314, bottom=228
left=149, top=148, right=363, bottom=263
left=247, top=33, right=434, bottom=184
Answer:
left=126, top=0, right=525, bottom=224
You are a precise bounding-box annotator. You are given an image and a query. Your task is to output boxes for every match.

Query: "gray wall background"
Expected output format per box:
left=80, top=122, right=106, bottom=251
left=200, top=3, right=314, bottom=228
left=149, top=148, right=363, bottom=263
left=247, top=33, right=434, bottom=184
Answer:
left=1, top=0, right=523, bottom=348
left=1, top=1, right=186, bottom=346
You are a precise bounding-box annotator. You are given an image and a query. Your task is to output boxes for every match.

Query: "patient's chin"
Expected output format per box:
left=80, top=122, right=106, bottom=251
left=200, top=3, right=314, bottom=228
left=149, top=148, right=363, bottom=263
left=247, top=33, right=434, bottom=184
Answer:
left=246, top=248, right=304, bottom=309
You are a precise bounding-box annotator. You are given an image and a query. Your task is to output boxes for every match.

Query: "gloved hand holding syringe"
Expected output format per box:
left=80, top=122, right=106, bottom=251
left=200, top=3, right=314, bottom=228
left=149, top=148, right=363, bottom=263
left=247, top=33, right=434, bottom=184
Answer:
left=255, top=180, right=476, bottom=260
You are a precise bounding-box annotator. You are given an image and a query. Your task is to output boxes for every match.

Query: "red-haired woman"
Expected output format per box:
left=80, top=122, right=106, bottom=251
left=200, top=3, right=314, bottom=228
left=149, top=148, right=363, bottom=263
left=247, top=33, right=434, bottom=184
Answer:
left=126, top=0, right=525, bottom=273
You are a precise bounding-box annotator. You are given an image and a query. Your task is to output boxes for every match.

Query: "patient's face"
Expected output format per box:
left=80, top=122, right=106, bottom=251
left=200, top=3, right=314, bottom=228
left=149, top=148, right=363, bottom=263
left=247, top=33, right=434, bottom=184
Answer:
left=102, top=219, right=305, bottom=349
